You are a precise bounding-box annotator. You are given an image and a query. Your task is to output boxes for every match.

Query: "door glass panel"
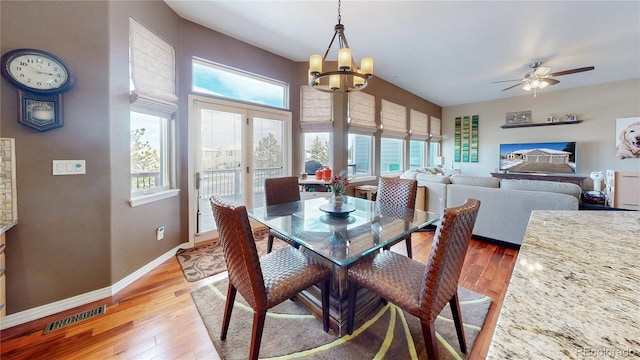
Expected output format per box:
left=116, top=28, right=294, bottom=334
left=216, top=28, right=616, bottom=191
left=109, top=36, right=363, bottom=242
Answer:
left=253, top=117, right=285, bottom=207
left=198, top=109, right=243, bottom=234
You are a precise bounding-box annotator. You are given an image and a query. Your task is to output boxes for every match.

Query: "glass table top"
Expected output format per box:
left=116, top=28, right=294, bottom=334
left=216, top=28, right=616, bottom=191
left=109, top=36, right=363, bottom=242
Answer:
left=248, top=196, right=439, bottom=266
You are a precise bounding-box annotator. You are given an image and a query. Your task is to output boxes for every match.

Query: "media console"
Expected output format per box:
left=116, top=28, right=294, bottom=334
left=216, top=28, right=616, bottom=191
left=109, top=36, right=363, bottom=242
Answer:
left=491, top=172, right=586, bottom=188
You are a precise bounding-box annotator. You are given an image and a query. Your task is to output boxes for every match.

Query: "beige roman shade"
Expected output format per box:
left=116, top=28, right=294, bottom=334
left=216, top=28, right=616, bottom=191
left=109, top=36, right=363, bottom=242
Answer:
left=129, top=17, right=178, bottom=113
left=430, top=116, right=442, bottom=139
left=348, top=91, right=377, bottom=134
left=381, top=99, right=407, bottom=138
left=300, top=85, right=333, bottom=132
left=410, top=109, right=429, bottom=141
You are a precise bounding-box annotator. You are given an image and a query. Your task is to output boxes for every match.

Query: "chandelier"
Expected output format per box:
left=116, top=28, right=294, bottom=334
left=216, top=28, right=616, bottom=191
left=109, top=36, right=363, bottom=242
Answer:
left=308, top=0, right=373, bottom=93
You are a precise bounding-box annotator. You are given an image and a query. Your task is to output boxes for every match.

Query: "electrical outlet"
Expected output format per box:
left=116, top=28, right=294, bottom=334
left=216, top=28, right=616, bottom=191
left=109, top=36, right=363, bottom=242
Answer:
left=156, top=226, right=165, bottom=241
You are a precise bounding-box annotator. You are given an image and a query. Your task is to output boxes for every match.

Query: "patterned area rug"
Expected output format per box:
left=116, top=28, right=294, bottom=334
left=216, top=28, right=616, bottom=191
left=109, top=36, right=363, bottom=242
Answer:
left=192, top=277, right=492, bottom=359
left=175, top=229, right=289, bottom=282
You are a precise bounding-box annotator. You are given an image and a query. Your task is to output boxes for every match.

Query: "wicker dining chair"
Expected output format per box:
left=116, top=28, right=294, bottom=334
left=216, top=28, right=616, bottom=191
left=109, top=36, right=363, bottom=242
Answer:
left=347, top=198, right=481, bottom=359
left=376, top=177, right=418, bottom=258
left=210, top=195, right=332, bottom=360
left=264, top=176, right=301, bottom=253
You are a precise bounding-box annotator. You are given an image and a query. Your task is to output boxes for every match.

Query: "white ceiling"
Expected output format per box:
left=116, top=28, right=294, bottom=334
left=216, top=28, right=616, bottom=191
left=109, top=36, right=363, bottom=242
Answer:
left=165, top=0, right=640, bottom=107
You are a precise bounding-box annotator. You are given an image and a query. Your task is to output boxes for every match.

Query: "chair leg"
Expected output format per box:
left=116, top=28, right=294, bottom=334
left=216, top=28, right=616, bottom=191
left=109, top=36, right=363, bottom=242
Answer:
left=249, top=311, right=267, bottom=360
left=267, top=233, right=274, bottom=253
left=449, top=293, right=467, bottom=353
left=221, top=283, right=237, bottom=340
left=421, top=319, right=439, bottom=360
left=405, top=236, right=413, bottom=258
left=321, top=279, right=330, bottom=332
left=347, top=280, right=357, bottom=334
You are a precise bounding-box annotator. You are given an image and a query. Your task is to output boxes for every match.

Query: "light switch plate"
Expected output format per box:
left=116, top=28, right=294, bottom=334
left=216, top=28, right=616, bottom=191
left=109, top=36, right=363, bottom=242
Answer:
left=53, top=160, right=86, bottom=175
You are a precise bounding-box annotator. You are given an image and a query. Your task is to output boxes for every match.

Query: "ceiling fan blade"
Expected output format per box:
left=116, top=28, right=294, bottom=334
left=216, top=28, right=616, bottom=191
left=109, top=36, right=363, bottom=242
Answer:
left=549, top=66, right=595, bottom=77
left=501, top=81, right=525, bottom=91
left=543, top=78, right=560, bottom=85
left=491, top=79, right=522, bottom=83
left=534, top=66, right=551, bottom=76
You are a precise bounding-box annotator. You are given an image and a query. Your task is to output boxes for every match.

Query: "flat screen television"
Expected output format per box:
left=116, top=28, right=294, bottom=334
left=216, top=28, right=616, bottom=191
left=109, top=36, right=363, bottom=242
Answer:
left=499, top=141, right=576, bottom=174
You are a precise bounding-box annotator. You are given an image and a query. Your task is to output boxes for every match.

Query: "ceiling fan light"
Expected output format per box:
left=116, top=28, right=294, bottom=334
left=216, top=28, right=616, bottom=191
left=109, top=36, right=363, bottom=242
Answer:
left=539, top=80, right=549, bottom=89
left=522, top=83, right=532, bottom=91
left=531, top=79, right=540, bottom=88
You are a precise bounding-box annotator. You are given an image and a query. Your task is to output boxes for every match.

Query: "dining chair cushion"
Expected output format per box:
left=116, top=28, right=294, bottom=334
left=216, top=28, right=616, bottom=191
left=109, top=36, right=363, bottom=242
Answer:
left=261, top=247, right=331, bottom=310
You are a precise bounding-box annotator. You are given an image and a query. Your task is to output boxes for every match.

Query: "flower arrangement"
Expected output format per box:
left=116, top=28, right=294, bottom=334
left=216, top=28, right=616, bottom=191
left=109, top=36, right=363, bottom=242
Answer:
left=329, top=175, right=349, bottom=196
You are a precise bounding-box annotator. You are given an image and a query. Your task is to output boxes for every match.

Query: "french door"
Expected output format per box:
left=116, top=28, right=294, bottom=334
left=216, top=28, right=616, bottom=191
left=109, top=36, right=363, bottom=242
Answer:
left=188, top=96, right=291, bottom=245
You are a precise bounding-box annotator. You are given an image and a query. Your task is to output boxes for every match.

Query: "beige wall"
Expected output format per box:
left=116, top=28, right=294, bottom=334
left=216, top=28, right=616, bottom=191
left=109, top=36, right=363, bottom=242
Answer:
left=442, top=79, right=640, bottom=188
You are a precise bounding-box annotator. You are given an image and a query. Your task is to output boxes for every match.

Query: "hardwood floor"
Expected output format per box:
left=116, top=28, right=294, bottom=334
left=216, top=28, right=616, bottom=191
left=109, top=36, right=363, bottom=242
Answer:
left=0, top=232, right=518, bottom=359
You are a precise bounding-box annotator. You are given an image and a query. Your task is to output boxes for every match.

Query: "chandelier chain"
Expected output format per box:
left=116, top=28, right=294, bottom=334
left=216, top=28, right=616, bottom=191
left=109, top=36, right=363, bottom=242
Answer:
left=337, top=0, right=341, bottom=24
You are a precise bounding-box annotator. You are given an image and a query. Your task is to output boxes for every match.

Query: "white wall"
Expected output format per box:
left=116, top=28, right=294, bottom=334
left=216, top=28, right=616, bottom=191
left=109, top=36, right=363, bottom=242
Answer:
left=442, top=79, right=640, bottom=188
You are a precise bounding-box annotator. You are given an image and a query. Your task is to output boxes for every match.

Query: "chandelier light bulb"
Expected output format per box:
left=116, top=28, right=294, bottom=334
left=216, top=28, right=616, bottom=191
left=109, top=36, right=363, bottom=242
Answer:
left=338, top=48, right=352, bottom=70
left=309, top=55, right=323, bottom=74
left=361, top=57, right=374, bottom=76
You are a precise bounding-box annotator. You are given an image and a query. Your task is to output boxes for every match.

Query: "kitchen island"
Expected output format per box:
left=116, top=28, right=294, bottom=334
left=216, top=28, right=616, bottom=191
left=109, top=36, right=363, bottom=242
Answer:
left=488, top=210, right=639, bottom=358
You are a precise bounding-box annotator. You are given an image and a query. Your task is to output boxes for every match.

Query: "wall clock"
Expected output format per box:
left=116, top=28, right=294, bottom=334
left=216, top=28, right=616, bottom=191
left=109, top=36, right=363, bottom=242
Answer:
left=1, top=48, right=75, bottom=131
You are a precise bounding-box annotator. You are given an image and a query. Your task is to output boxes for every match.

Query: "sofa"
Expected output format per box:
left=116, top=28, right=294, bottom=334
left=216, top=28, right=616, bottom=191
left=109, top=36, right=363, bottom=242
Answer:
left=401, top=169, right=581, bottom=246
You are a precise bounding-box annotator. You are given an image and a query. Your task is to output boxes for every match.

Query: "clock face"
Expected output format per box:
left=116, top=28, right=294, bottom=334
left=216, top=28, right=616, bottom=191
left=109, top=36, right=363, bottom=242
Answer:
left=1, top=49, right=74, bottom=94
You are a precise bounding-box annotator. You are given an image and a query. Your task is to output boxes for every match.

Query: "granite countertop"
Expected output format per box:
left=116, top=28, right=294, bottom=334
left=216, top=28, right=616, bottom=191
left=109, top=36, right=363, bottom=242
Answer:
left=0, top=221, right=17, bottom=235
left=489, top=210, right=640, bottom=359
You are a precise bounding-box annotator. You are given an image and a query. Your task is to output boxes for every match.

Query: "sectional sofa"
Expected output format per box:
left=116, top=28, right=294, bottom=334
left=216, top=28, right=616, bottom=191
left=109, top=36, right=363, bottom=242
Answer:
left=401, top=169, right=581, bottom=246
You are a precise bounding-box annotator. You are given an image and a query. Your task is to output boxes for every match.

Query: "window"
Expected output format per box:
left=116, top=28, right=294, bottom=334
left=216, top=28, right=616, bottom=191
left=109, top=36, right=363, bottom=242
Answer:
left=348, top=134, right=373, bottom=177
left=348, top=92, right=376, bottom=178
left=380, top=99, right=407, bottom=175
left=131, top=111, right=169, bottom=194
left=409, top=141, right=426, bottom=169
left=380, top=138, right=404, bottom=174
left=409, top=109, right=429, bottom=169
left=303, top=132, right=331, bottom=175
left=129, top=18, right=178, bottom=205
left=300, top=85, right=333, bottom=173
left=429, top=116, right=442, bottom=167
left=192, top=58, right=288, bottom=109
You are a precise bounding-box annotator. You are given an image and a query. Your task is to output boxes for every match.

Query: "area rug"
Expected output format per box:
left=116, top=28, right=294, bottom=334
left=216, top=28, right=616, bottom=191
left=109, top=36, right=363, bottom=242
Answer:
left=192, top=277, right=492, bottom=359
left=176, top=229, right=289, bottom=282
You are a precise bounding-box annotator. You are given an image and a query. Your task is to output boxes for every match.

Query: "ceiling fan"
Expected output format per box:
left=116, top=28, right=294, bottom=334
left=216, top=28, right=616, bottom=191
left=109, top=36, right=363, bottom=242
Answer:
left=494, top=62, right=595, bottom=96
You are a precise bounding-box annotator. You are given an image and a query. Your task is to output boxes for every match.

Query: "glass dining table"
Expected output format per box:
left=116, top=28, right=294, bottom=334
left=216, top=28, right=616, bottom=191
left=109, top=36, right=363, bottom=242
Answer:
left=248, top=195, right=439, bottom=335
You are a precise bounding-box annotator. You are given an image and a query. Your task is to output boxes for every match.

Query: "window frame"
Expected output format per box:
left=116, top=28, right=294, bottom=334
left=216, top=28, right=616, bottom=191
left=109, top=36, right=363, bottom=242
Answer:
left=192, top=57, right=289, bottom=110
left=129, top=107, right=178, bottom=207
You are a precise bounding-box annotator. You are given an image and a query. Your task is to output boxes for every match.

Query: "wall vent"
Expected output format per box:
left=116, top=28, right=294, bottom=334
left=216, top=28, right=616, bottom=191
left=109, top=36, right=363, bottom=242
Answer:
left=43, top=304, right=107, bottom=334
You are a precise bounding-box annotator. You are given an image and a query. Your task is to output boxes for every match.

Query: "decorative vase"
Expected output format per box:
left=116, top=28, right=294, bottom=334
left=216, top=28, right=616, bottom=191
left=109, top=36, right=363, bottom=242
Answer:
left=334, top=194, right=343, bottom=208
left=322, top=166, right=332, bottom=181
left=315, top=169, right=323, bottom=180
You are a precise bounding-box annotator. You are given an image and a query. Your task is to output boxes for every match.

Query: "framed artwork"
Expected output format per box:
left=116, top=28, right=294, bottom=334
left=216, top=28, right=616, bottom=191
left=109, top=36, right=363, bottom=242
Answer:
left=18, top=90, right=64, bottom=131
left=505, top=111, right=531, bottom=125
left=615, top=117, right=640, bottom=159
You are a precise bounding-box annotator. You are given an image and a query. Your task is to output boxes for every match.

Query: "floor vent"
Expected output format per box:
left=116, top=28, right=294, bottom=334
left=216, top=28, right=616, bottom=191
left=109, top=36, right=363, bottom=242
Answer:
left=43, top=304, right=107, bottom=334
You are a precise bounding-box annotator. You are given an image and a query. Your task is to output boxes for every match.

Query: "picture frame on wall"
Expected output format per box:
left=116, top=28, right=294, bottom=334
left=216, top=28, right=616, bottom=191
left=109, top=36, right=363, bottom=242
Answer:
left=615, top=116, right=640, bottom=159
left=506, top=111, right=531, bottom=125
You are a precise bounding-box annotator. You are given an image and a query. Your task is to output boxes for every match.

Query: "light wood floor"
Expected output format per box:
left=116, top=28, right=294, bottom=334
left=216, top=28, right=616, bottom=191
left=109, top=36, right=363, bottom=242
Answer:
left=0, top=232, right=518, bottom=359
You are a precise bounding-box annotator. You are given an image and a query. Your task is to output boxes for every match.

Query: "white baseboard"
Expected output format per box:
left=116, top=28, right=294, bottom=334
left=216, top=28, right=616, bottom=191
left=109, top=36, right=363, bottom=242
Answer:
left=1, top=244, right=185, bottom=330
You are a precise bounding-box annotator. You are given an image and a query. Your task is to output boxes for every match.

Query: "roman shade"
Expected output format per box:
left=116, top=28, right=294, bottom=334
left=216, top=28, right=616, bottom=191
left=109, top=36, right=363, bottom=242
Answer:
left=431, top=116, right=442, bottom=139
left=300, top=85, right=333, bottom=132
left=348, top=91, right=376, bottom=134
left=410, top=109, right=429, bottom=141
left=381, top=99, right=407, bottom=138
left=129, top=17, right=178, bottom=113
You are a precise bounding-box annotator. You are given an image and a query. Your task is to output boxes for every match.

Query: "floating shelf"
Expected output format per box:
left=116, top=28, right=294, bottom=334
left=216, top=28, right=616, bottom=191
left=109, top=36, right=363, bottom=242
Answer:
left=501, top=120, right=582, bottom=129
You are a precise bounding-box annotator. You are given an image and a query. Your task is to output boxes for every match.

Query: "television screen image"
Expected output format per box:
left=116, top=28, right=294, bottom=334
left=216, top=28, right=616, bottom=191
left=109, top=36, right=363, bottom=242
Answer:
left=499, top=141, right=576, bottom=174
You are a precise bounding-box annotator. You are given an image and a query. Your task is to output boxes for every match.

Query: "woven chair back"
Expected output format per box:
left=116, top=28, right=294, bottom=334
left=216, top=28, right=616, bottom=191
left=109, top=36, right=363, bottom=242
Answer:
left=265, top=176, right=301, bottom=206
left=420, top=198, right=480, bottom=320
left=210, top=195, right=267, bottom=310
left=376, top=177, right=418, bottom=209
